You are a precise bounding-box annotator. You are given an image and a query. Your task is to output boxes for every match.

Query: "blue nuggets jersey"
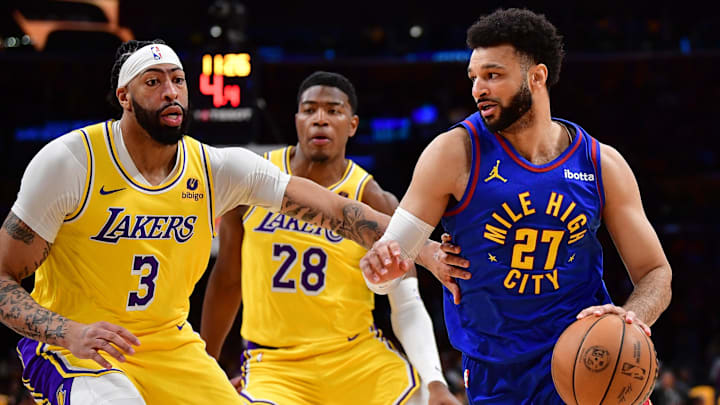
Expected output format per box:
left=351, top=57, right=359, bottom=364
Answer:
left=441, top=112, right=612, bottom=369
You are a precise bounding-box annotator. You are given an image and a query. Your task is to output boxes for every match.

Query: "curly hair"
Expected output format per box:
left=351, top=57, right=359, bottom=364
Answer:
left=106, top=39, right=167, bottom=115
left=296, top=71, right=358, bottom=114
left=466, top=8, right=565, bottom=88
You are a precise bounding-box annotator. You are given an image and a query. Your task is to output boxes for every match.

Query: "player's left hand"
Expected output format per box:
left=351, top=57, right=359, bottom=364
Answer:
left=428, top=381, right=462, bottom=405
left=417, top=233, right=471, bottom=305
left=576, top=304, right=652, bottom=337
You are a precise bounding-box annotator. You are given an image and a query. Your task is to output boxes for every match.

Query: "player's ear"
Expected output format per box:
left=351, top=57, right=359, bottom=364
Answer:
left=529, top=64, right=548, bottom=89
left=116, top=86, right=131, bottom=111
left=348, top=115, right=359, bottom=138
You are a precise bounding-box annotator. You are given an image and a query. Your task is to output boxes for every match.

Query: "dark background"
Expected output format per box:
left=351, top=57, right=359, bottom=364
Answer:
left=1, top=1, right=719, bottom=404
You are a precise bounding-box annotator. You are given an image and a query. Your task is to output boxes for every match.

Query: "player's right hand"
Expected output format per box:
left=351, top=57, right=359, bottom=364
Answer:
left=65, top=321, right=141, bottom=369
left=360, top=239, right=413, bottom=285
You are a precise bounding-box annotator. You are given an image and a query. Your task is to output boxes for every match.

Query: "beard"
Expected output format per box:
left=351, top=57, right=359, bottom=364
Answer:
left=480, top=80, right=533, bottom=133
left=132, top=99, right=190, bottom=145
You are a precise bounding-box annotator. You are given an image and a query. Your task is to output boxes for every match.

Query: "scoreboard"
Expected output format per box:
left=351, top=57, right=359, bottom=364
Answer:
left=199, top=53, right=250, bottom=108
left=187, top=51, right=258, bottom=146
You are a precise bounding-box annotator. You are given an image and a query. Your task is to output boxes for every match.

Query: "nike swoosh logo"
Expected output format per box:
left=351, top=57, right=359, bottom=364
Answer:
left=99, top=186, right=126, bottom=195
left=347, top=334, right=359, bottom=342
left=176, top=322, right=185, bottom=331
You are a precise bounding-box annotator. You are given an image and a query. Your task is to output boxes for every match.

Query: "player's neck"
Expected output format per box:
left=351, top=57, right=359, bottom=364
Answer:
left=290, top=146, right=348, bottom=188
left=497, top=106, right=570, bottom=165
left=119, top=117, right=178, bottom=186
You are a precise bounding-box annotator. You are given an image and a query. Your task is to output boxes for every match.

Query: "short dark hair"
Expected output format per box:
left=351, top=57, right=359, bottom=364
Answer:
left=296, top=71, right=358, bottom=114
left=466, top=8, right=565, bottom=88
left=106, top=39, right=167, bottom=115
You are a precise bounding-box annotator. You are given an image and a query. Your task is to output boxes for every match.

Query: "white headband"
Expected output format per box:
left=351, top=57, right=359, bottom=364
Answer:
left=117, top=43, right=183, bottom=88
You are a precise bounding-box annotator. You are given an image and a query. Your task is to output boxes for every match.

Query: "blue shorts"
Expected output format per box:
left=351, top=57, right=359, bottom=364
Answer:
left=462, top=349, right=563, bottom=405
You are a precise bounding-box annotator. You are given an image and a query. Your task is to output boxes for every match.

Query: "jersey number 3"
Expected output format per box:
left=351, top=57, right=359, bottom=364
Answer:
left=127, top=255, right=159, bottom=311
left=271, top=244, right=328, bottom=295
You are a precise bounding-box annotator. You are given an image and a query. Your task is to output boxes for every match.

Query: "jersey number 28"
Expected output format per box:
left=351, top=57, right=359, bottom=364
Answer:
left=271, top=244, right=328, bottom=295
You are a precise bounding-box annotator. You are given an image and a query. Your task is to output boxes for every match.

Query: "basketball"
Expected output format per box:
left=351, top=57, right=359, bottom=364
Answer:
left=551, top=314, right=658, bottom=405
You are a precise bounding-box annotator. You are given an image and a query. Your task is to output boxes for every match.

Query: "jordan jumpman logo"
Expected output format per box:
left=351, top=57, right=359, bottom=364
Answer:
left=484, top=160, right=508, bottom=183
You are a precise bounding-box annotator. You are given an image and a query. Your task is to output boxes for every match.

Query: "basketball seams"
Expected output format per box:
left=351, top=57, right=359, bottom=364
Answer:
left=632, top=326, right=657, bottom=405
left=570, top=315, right=609, bottom=405
left=597, top=316, right=625, bottom=405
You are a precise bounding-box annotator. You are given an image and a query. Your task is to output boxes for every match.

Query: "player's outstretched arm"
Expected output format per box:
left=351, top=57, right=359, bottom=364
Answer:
left=281, top=176, right=390, bottom=250
left=360, top=127, right=472, bottom=300
left=576, top=144, right=672, bottom=336
left=0, top=212, right=139, bottom=368
left=201, top=205, right=248, bottom=359
left=220, top=145, right=466, bottom=286
left=362, top=179, right=471, bottom=293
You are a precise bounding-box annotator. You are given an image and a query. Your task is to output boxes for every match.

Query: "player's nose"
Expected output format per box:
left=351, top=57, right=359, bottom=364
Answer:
left=472, top=80, right=489, bottom=100
left=312, top=109, right=329, bottom=126
left=162, top=80, right=179, bottom=101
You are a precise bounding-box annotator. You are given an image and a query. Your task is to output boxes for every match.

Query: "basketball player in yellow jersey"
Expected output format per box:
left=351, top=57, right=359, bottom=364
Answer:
left=201, top=72, right=463, bottom=405
left=0, top=42, right=467, bottom=404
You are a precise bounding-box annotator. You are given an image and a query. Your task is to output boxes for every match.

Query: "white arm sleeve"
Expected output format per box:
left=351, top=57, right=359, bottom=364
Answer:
left=207, top=145, right=290, bottom=217
left=363, top=207, right=435, bottom=294
left=381, top=207, right=435, bottom=261
left=389, top=276, right=447, bottom=387
left=11, top=133, right=87, bottom=243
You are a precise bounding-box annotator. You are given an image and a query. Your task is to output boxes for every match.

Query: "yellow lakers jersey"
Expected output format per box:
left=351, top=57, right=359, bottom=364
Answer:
left=241, top=146, right=374, bottom=347
left=32, top=121, right=215, bottom=342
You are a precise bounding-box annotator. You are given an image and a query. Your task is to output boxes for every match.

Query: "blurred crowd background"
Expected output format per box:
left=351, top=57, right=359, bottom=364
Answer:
left=1, top=1, right=719, bottom=404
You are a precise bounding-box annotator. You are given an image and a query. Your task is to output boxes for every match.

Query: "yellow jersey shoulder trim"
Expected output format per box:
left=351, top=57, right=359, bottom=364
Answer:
left=64, top=128, right=94, bottom=222
left=197, top=140, right=216, bottom=237
left=355, top=172, right=373, bottom=201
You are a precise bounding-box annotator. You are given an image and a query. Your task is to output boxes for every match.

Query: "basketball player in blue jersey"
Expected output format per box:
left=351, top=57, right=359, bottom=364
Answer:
left=201, top=71, right=462, bottom=405
left=360, top=8, right=672, bottom=404
left=0, top=40, right=462, bottom=404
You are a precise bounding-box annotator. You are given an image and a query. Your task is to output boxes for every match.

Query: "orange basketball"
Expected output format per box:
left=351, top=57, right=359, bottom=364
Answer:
left=551, top=314, right=658, bottom=405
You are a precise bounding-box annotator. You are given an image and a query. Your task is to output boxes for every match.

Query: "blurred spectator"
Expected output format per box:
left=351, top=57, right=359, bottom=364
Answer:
left=676, top=366, right=694, bottom=400
left=652, top=367, right=689, bottom=405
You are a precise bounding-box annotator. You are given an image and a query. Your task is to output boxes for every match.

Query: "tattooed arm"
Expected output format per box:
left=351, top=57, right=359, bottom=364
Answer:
left=0, top=211, right=139, bottom=368
left=0, top=212, right=68, bottom=343
left=281, top=176, right=389, bottom=249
